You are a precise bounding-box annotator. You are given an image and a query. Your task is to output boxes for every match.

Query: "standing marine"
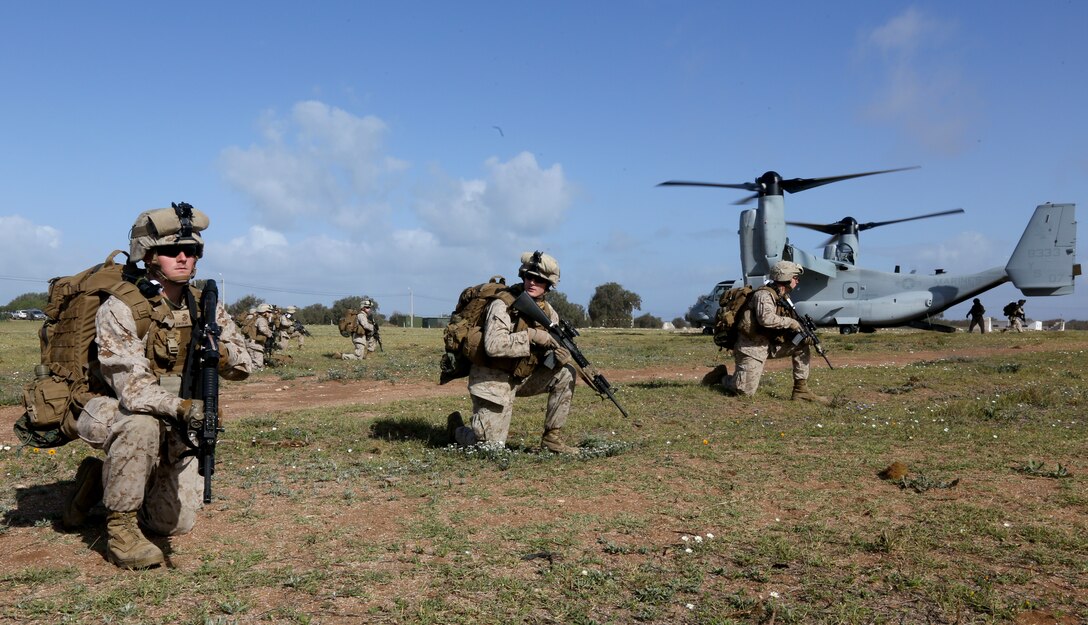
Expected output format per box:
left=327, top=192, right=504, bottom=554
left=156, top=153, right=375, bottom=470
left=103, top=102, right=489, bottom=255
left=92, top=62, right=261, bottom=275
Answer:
left=447, top=251, right=579, bottom=454
left=64, top=203, right=253, bottom=569
left=966, top=298, right=987, bottom=333
left=244, top=303, right=275, bottom=368
left=341, top=299, right=377, bottom=360
left=721, top=260, right=829, bottom=404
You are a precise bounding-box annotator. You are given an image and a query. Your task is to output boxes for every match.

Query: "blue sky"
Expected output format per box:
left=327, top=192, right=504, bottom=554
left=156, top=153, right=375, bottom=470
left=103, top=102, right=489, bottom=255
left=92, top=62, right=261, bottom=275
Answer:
left=1, top=2, right=1085, bottom=322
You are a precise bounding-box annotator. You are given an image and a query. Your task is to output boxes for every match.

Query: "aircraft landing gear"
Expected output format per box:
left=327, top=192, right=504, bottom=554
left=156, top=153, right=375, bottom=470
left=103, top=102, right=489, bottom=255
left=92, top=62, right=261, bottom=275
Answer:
left=839, top=324, right=860, bottom=335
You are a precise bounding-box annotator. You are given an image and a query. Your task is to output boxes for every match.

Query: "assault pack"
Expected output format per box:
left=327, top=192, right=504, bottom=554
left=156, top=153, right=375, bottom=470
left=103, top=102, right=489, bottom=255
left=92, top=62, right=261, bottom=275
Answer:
left=1002, top=302, right=1017, bottom=316
left=338, top=308, right=358, bottom=337
left=438, top=281, right=514, bottom=384
left=711, top=284, right=755, bottom=350
left=15, top=250, right=160, bottom=448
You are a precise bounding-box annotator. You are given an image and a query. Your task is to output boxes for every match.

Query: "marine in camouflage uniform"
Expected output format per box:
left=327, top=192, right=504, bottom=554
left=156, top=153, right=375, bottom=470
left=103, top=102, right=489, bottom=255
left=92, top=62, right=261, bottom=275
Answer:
left=1004, top=299, right=1026, bottom=333
left=281, top=306, right=305, bottom=349
left=245, top=304, right=274, bottom=367
left=721, top=261, right=828, bottom=404
left=341, top=300, right=376, bottom=360
left=65, top=204, right=252, bottom=569
left=448, top=251, right=578, bottom=454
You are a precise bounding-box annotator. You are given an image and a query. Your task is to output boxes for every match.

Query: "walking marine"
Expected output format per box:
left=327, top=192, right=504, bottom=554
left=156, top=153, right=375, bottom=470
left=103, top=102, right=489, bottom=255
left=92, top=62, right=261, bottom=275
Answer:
left=967, top=298, right=987, bottom=333
left=1002, top=299, right=1027, bottom=332
left=341, top=299, right=378, bottom=359
left=447, top=251, right=580, bottom=454
left=60, top=203, right=253, bottom=569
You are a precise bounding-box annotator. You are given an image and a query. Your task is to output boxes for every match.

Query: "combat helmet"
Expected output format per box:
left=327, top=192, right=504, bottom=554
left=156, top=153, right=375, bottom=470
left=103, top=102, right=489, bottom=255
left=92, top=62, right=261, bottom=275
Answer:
left=256, top=303, right=273, bottom=314
left=285, top=306, right=298, bottom=314
left=769, top=261, right=804, bottom=282
left=361, top=299, right=374, bottom=308
left=129, top=202, right=209, bottom=260
left=518, top=251, right=560, bottom=286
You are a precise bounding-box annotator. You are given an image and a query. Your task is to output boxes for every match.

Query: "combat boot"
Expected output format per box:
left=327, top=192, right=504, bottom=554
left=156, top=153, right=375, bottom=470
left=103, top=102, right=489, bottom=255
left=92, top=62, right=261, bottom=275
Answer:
left=106, top=511, right=164, bottom=569
left=62, top=456, right=104, bottom=530
left=791, top=379, right=830, bottom=405
left=541, top=428, right=579, bottom=455
left=700, top=364, right=729, bottom=386
left=446, top=411, right=464, bottom=444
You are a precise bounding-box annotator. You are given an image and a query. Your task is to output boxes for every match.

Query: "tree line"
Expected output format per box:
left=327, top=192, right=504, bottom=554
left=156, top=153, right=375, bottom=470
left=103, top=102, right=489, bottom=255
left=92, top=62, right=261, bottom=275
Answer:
left=0, top=281, right=684, bottom=329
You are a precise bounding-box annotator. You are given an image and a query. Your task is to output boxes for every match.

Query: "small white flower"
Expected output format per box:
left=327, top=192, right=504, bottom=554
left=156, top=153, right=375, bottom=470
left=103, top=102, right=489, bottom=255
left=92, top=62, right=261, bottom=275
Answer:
left=1003, top=521, right=1011, bottom=527
left=681, top=535, right=690, bottom=542
left=685, top=603, right=694, bottom=610
left=694, top=536, right=703, bottom=543
left=816, top=423, right=823, bottom=428
left=347, top=448, right=352, bottom=453
left=943, top=427, right=949, bottom=432
left=705, top=533, right=714, bottom=539
left=684, top=547, right=693, bottom=553
left=769, top=591, right=780, bottom=598
left=581, top=569, right=588, bottom=576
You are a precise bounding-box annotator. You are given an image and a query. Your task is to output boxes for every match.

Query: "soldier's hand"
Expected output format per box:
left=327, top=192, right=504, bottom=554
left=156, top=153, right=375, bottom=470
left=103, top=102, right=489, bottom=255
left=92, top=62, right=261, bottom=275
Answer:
left=176, top=399, right=205, bottom=428
left=527, top=328, right=556, bottom=347
left=553, top=346, right=574, bottom=366
left=789, top=319, right=803, bottom=332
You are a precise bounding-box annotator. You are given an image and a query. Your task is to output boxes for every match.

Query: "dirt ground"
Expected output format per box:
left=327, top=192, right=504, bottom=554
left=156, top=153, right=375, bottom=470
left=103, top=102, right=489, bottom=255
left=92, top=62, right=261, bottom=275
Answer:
left=0, top=341, right=1062, bottom=442
left=0, top=341, right=1080, bottom=625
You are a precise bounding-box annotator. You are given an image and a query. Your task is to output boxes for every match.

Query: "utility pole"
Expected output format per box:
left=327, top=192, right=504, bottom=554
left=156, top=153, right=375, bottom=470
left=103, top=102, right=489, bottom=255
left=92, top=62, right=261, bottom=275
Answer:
left=409, top=288, right=414, bottom=327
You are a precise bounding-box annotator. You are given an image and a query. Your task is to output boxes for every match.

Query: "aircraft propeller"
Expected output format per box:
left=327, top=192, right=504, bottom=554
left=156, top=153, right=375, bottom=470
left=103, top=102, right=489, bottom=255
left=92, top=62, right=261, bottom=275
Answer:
left=658, top=166, right=919, bottom=205
left=788, top=208, right=966, bottom=247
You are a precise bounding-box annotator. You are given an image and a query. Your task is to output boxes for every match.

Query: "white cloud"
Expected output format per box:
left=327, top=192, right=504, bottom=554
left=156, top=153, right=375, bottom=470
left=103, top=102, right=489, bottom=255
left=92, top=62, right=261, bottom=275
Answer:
left=219, top=101, right=408, bottom=232
left=415, top=151, right=572, bottom=245
left=0, top=216, right=65, bottom=295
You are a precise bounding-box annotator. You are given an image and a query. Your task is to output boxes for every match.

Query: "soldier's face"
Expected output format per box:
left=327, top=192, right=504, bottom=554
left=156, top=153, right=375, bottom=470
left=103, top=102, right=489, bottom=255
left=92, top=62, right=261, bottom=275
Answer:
left=523, top=275, right=548, bottom=298
left=152, top=246, right=198, bottom=282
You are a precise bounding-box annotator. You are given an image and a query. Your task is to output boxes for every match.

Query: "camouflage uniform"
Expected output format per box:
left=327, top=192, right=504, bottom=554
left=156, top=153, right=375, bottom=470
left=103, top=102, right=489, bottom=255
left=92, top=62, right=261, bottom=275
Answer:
left=76, top=292, right=251, bottom=535
left=1006, top=300, right=1026, bottom=333
left=246, top=311, right=273, bottom=367
left=723, top=286, right=809, bottom=396
left=342, top=308, right=376, bottom=360
left=453, top=297, right=575, bottom=447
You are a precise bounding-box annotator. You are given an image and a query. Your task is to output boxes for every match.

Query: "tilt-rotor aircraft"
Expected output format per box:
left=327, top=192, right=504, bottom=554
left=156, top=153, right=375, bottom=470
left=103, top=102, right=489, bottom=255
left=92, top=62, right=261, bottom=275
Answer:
left=661, top=168, right=1079, bottom=333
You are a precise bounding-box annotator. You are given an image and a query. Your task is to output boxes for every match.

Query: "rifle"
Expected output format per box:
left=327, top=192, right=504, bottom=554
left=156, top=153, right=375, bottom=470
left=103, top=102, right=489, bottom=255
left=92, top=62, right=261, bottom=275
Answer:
left=180, top=280, right=223, bottom=504
left=511, top=291, right=630, bottom=419
left=292, top=319, right=312, bottom=337
left=781, top=295, right=833, bottom=369
left=372, top=323, right=383, bottom=352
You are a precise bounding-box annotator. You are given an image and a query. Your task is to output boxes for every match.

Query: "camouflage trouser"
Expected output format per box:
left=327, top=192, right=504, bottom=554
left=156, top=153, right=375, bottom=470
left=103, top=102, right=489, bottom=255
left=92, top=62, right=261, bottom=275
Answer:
left=77, top=396, right=202, bottom=536
left=246, top=340, right=266, bottom=368
left=455, top=363, right=575, bottom=446
left=1008, top=317, right=1024, bottom=332
left=341, top=335, right=373, bottom=360
left=724, top=341, right=810, bottom=397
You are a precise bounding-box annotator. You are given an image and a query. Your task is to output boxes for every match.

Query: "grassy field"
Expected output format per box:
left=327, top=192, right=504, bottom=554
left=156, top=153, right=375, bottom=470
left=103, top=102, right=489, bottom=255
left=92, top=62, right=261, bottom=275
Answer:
left=0, top=320, right=1085, bottom=624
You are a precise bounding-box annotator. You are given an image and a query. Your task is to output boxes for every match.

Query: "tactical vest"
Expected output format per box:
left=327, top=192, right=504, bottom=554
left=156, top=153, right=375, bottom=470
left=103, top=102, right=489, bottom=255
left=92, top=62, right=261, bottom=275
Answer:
left=739, top=285, right=792, bottom=345
left=464, top=289, right=553, bottom=380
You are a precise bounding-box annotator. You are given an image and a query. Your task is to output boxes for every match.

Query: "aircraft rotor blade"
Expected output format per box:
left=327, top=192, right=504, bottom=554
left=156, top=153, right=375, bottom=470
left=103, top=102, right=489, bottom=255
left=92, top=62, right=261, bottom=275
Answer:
left=857, top=208, right=965, bottom=231
left=779, top=166, right=919, bottom=194
left=786, top=220, right=845, bottom=235
left=656, top=180, right=758, bottom=191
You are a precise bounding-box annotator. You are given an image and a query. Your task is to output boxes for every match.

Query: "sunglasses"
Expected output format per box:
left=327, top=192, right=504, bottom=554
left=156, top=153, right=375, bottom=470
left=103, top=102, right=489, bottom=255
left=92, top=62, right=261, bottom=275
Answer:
left=155, top=244, right=203, bottom=258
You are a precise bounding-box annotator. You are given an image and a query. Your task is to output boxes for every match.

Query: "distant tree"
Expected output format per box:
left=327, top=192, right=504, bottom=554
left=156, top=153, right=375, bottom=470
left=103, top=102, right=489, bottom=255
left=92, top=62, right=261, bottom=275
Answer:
left=633, top=313, right=663, bottom=328
left=672, top=317, right=690, bottom=329
left=228, top=294, right=263, bottom=317
left=2, top=292, right=49, bottom=312
left=331, top=296, right=364, bottom=325
left=298, top=303, right=332, bottom=325
left=546, top=290, right=588, bottom=328
left=588, top=282, right=642, bottom=327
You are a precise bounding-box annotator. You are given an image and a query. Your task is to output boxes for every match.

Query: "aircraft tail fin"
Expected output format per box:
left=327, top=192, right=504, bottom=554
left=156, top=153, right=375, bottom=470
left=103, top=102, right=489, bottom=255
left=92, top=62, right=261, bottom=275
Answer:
left=1005, top=203, right=1078, bottom=296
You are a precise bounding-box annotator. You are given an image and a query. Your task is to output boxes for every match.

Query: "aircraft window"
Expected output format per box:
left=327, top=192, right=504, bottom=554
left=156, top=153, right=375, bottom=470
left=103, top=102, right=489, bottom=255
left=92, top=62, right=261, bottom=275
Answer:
left=847, top=286, right=855, bottom=294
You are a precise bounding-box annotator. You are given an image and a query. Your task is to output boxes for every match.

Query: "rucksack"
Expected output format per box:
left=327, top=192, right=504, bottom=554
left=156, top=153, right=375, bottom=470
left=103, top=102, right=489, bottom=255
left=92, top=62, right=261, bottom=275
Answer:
left=338, top=308, right=358, bottom=337
left=712, top=285, right=754, bottom=350
left=438, top=281, right=512, bottom=384
left=15, top=250, right=158, bottom=448
left=1002, top=302, right=1017, bottom=316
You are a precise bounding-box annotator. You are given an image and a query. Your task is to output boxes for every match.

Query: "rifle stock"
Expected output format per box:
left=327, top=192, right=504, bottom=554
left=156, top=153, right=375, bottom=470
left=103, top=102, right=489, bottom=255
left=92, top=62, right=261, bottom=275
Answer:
left=512, top=292, right=630, bottom=419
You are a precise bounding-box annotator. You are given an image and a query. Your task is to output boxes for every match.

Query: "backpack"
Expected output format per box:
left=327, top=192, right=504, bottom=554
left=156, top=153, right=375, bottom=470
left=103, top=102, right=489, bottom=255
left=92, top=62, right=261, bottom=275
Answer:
left=1002, top=302, right=1017, bottom=316
left=338, top=308, right=358, bottom=337
left=438, top=281, right=512, bottom=384
left=712, top=285, right=754, bottom=350
left=15, top=250, right=158, bottom=448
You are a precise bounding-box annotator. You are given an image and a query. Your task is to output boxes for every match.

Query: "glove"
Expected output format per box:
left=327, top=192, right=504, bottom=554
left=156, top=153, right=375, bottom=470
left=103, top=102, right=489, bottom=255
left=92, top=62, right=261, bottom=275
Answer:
left=527, top=327, right=556, bottom=347
left=789, top=319, right=803, bottom=332
left=176, top=399, right=205, bottom=427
